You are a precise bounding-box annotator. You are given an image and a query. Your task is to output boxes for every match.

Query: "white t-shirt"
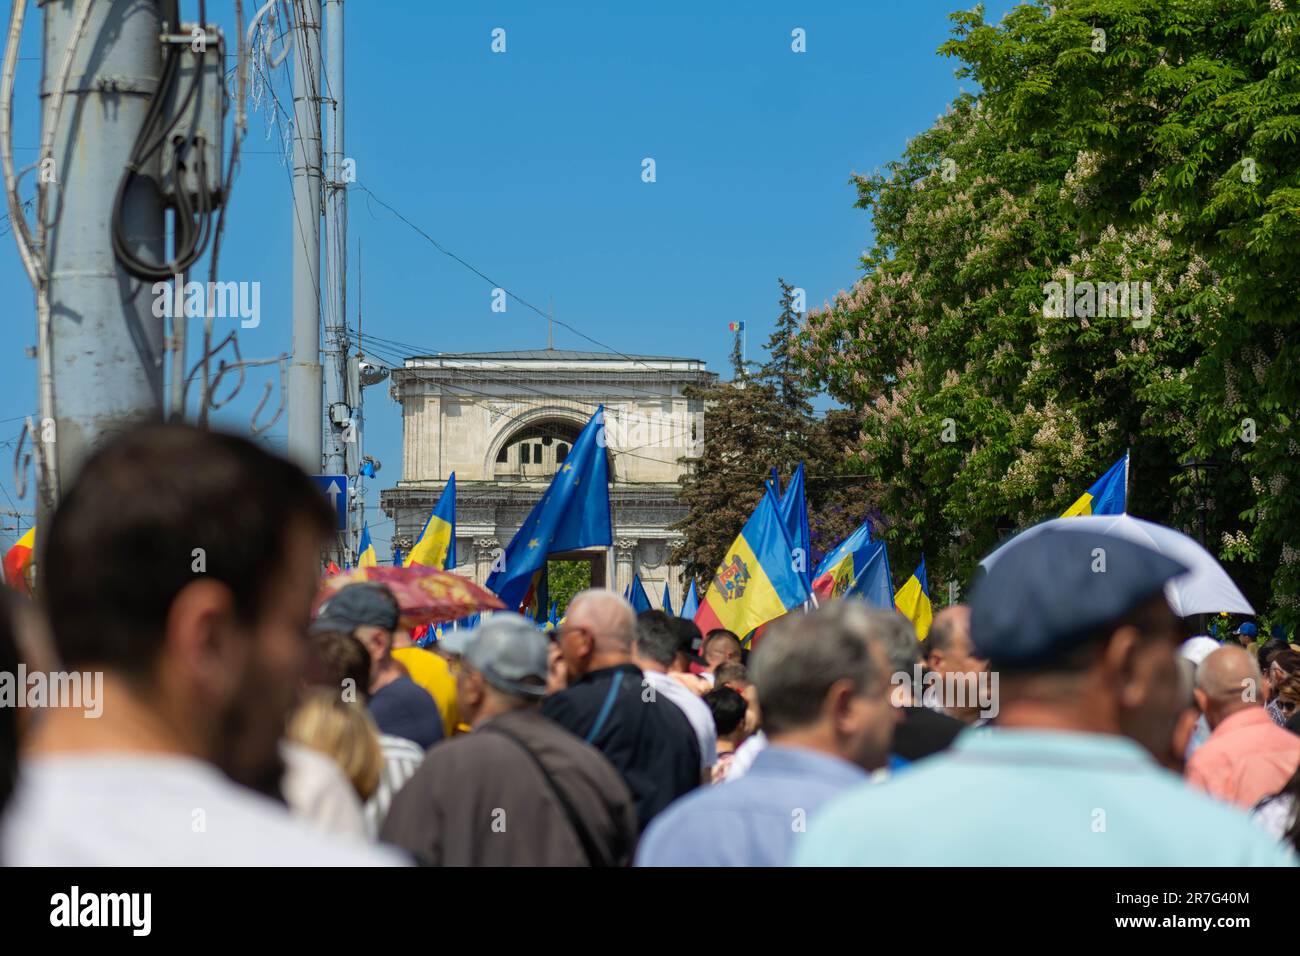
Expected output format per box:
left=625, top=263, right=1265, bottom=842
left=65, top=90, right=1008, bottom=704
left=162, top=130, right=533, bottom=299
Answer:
left=642, top=670, right=718, bottom=769
left=0, top=754, right=407, bottom=866
left=724, top=730, right=768, bottom=781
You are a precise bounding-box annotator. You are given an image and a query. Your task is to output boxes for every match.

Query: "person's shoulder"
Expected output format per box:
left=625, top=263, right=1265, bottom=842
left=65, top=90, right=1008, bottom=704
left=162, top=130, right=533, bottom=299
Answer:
left=635, top=785, right=734, bottom=861
left=394, top=645, right=451, bottom=675
left=1131, top=767, right=1297, bottom=864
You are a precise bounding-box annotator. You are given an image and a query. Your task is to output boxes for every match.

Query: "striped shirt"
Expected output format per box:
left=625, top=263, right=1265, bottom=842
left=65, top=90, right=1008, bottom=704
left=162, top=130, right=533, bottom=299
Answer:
left=364, top=734, right=426, bottom=837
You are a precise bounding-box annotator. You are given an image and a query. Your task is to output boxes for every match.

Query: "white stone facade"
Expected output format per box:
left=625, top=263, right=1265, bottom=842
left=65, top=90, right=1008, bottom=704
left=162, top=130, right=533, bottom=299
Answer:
left=380, top=349, right=715, bottom=607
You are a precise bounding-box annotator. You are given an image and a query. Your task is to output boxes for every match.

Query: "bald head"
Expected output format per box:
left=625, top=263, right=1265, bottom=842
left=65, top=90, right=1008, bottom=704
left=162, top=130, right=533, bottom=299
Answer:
left=1195, top=645, right=1263, bottom=727
left=927, top=605, right=971, bottom=655
left=559, top=590, right=636, bottom=680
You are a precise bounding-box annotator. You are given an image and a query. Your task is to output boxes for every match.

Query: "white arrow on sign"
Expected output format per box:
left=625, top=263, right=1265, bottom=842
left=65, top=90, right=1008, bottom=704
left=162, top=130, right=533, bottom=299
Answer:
left=325, top=481, right=343, bottom=511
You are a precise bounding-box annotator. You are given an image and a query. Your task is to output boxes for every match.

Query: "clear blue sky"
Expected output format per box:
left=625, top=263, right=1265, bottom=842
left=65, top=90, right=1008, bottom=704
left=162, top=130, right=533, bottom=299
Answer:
left=0, top=0, right=1016, bottom=556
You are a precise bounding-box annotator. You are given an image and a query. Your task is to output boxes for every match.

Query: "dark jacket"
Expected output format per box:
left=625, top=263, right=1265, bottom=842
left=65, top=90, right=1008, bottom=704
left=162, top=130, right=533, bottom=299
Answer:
left=380, top=707, right=637, bottom=866
left=541, top=663, right=700, bottom=830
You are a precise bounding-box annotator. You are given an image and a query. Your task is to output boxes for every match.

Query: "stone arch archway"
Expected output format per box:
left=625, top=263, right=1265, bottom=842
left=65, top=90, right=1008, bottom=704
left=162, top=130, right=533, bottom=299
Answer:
left=482, top=405, right=615, bottom=482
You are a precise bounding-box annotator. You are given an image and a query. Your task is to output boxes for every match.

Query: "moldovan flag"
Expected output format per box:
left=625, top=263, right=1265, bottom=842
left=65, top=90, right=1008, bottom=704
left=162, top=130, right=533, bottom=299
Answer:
left=812, top=517, right=873, bottom=600
left=894, top=556, right=933, bottom=640
left=357, top=524, right=379, bottom=568
left=1062, top=452, right=1128, bottom=517
left=406, top=473, right=456, bottom=570
left=694, top=485, right=810, bottom=637
left=3, top=526, right=34, bottom=595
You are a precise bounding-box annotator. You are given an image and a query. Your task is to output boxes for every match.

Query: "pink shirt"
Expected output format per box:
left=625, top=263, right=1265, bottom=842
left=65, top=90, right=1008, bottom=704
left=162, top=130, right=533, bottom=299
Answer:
left=1186, top=707, right=1300, bottom=809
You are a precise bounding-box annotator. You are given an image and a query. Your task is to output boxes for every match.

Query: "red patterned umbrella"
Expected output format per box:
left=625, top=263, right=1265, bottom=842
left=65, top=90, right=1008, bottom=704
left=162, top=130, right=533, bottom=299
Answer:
left=314, top=564, right=504, bottom=628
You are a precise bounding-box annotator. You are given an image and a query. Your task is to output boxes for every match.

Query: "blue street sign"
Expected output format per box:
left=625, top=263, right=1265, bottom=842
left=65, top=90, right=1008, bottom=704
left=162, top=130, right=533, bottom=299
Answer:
left=311, top=475, right=348, bottom=532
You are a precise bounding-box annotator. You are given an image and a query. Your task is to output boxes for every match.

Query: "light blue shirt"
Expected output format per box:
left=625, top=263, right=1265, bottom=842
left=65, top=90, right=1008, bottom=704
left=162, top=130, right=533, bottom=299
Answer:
left=635, top=745, right=868, bottom=867
left=794, top=728, right=1298, bottom=867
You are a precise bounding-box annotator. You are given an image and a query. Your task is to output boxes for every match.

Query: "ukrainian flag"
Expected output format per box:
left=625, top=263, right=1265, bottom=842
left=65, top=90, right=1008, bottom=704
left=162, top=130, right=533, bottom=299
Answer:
left=894, top=556, right=932, bottom=640
left=357, top=524, right=379, bottom=568
left=406, top=473, right=457, bottom=570
left=694, top=485, right=810, bottom=637
left=1062, top=452, right=1128, bottom=517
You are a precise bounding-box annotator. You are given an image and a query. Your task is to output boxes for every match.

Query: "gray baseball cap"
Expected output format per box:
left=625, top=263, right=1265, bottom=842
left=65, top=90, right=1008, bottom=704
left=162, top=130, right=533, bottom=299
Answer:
left=456, top=614, right=549, bottom=698
left=310, top=583, right=400, bottom=633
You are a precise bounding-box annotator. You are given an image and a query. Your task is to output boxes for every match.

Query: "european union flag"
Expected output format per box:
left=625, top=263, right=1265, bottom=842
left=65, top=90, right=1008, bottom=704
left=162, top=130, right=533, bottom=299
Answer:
left=629, top=574, right=653, bottom=613
left=778, top=462, right=812, bottom=592
left=661, top=581, right=674, bottom=616
left=486, top=407, right=612, bottom=611
left=681, top=580, right=700, bottom=619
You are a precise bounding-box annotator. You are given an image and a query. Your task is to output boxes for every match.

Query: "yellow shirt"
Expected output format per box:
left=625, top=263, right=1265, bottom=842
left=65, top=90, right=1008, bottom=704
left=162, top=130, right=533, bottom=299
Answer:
left=392, top=646, right=460, bottom=739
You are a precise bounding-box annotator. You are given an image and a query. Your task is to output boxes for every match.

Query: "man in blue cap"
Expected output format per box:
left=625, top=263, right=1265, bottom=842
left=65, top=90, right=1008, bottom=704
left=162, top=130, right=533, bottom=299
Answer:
left=1232, top=621, right=1259, bottom=648
left=794, top=527, right=1297, bottom=866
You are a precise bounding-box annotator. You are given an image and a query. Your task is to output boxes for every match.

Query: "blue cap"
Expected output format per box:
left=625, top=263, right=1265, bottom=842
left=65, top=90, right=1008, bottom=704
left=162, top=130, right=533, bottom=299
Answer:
left=971, top=528, right=1187, bottom=669
left=1234, top=621, right=1258, bottom=638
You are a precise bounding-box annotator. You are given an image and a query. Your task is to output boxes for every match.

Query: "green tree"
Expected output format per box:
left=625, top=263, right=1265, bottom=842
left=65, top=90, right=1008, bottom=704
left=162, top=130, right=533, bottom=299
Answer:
left=673, top=281, right=872, bottom=589
left=795, top=0, right=1294, bottom=622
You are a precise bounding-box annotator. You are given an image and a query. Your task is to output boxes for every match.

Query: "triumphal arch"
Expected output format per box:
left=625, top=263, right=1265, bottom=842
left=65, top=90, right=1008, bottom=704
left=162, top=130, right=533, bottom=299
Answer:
left=380, top=349, right=715, bottom=606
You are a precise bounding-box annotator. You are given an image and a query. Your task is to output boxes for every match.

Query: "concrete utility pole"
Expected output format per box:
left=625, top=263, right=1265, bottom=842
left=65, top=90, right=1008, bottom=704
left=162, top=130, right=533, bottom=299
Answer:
left=288, top=0, right=323, bottom=475
left=39, top=0, right=166, bottom=519
left=322, top=0, right=351, bottom=562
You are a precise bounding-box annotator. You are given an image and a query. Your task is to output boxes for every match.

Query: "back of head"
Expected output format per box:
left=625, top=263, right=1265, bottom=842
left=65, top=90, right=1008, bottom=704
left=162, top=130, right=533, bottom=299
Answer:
left=924, top=604, right=969, bottom=659
left=42, top=424, right=334, bottom=675
left=287, top=688, right=383, bottom=801
left=1196, top=646, right=1263, bottom=720
left=635, top=610, right=680, bottom=668
left=307, top=630, right=372, bottom=702
left=714, top=661, right=749, bottom=689
left=1258, top=638, right=1291, bottom=674
left=749, top=601, right=882, bottom=736
left=568, top=589, right=636, bottom=655
left=704, top=686, right=747, bottom=738
left=670, top=616, right=703, bottom=659
left=865, top=610, right=920, bottom=676
left=1272, top=648, right=1300, bottom=678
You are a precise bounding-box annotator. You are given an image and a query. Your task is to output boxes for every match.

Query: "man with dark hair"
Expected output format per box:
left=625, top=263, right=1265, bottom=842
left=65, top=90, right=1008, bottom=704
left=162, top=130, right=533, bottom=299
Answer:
left=796, top=528, right=1295, bottom=866
left=636, top=600, right=897, bottom=866
left=311, top=584, right=443, bottom=749
left=0, top=425, right=401, bottom=866
left=669, top=615, right=705, bottom=671
left=703, top=686, right=748, bottom=782
left=634, top=611, right=716, bottom=774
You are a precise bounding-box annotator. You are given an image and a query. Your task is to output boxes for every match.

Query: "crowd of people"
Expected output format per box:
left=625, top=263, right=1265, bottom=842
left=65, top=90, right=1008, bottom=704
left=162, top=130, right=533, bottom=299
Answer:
left=0, top=423, right=1297, bottom=866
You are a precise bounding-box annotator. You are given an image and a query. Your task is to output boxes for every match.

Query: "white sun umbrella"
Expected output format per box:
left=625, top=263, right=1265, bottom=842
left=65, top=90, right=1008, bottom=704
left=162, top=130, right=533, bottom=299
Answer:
left=979, top=514, right=1254, bottom=617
